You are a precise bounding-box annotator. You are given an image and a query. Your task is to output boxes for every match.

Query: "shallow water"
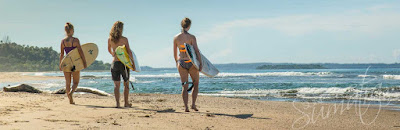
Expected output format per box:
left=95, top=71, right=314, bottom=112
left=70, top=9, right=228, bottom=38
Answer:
left=1, top=67, right=400, bottom=106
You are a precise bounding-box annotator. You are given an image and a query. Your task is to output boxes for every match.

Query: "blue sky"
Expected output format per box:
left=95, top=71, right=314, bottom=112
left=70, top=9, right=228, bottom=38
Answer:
left=1, top=0, right=400, bottom=67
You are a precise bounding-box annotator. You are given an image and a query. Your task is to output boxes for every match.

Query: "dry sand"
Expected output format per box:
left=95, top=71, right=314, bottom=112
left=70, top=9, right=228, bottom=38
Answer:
left=0, top=72, right=399, bottom=129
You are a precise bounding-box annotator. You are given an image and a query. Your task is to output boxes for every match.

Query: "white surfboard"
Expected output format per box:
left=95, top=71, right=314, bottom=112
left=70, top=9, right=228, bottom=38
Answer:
left=185, top=43, right=219, bottom=77
left=60, top=43, right=99, bottom=72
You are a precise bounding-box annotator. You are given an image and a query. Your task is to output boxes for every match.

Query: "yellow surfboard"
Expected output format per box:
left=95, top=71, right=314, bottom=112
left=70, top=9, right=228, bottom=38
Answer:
left=115, top=45, right=141, bottom=72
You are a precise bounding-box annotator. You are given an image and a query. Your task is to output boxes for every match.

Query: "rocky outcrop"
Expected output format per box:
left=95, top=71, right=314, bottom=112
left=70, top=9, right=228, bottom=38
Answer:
left=52, top=87, right=111, bottom=96
left=2, top=84, right=110, bottom=96
left=3, top=84, right=42, bottom=93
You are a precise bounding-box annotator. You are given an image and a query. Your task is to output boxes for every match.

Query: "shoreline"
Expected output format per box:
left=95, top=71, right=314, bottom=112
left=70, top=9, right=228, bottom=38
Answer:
left=1, top=72, right=399, bottom=107
left=0, top=72, right=63, bottom=83
left=0, top=92, right=399, bottom=129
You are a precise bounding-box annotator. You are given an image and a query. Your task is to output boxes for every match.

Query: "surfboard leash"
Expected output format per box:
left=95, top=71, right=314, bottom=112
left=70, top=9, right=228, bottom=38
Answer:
left=182, top=81, right=195, bottom=92
left=127, top=56, right=136, bottom=90
left=129, top=81, right=135, bottom=90
left=124, top=66, right=134, bottom=90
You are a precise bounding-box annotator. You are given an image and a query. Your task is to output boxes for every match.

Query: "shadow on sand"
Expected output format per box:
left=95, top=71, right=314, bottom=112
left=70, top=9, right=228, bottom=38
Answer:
left=78, top=104, right=271, bottom=120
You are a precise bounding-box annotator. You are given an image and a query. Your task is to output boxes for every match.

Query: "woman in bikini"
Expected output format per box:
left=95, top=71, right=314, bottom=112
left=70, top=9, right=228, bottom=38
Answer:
left=108, top=21, right=134, bottom=108
left=59, top=22, right=87, bottom=104
left=173, top=17, right=203, bottom=112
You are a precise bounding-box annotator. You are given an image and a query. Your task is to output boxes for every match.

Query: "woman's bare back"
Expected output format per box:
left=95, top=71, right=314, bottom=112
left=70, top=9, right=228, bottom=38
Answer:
left=174, top=32, right=196, bottom=61
left=109, top=36, right=129, bottom=61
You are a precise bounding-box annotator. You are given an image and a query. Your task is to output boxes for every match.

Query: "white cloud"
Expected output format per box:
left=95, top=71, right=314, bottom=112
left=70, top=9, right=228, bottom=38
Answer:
left=196, top=5, right=400, bottom=63
left=199, top=13, right=400, bottom=39
left=367, top=4, right=395, bottom=12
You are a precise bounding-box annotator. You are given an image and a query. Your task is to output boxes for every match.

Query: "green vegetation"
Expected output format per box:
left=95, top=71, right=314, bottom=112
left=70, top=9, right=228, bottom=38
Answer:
left=256, top=64, right=327, bottom=69
left=0, top=41, right=110, bottom=72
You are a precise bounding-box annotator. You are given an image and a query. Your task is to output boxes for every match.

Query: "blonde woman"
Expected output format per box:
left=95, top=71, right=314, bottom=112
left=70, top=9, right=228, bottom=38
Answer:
left=59, top=22, right=87, bottom=104
left=173, top=18, right=203, bottom=112
left=108, top=21, right=134, bottom=108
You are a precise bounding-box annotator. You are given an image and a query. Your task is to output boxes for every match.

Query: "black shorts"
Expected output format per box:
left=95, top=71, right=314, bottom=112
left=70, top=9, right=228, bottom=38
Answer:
left=111, top=61, right=130, bottom=82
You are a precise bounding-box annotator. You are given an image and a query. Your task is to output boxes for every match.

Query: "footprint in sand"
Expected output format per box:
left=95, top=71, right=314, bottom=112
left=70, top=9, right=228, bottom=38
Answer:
left=14, top=120, right=29, bottom=123
left=111, top=120, right=121, bottom=126
left=138, top=114, right=151, bottom=118
left=0, top=121, right=9, bottom=125
left=41, top=118, right=79, bottom=123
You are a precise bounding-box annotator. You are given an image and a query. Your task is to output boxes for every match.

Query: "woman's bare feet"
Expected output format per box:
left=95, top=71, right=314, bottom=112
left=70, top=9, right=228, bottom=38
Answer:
left=116, top=102, right=120, bottom=108
left=124, top=103, right=132, bottom=108
left=67, top=93, right=75, bottom=104
left=185, top=108, right=190, bottom=112
left=191, top=105, right=198, bottom=111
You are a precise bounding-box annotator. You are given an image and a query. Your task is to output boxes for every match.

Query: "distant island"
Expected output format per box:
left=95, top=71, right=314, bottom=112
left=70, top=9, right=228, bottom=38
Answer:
left=213, top=62, right=400, bottom=70
left=256, top=64, right=327, bottom=69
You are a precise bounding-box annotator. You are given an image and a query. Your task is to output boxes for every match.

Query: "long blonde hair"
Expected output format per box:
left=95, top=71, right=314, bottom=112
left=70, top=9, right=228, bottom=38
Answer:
left=64, top=22, right=74, bottom=37
left=109, top=21, right=124, bottom=43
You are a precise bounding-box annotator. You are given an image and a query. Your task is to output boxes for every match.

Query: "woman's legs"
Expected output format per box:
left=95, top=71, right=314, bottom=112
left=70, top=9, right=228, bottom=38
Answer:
left=122, top=67, right=131, bottom=107
left=113, top=81, right=121, bottom=108
left=112, top=61, right=129, bottom=108
left=113, top=80, right=129, bottom=108
left=63, top=72, right=73, bottom=104
left=68, top=71, right=80, bottom=104
left=178, top=65, right=190, bottom=112
left=123, top=80, right=130, bottom=107
left=188, top=66, right=200, bottom=111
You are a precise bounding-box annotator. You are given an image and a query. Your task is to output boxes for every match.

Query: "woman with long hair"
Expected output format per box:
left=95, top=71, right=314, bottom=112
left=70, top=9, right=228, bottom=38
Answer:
left=108, top=21, right=134, bottom=108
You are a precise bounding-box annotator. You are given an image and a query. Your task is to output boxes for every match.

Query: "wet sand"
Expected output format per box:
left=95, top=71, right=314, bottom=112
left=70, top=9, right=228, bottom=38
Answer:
left=0, top=72, right=62, bottom=83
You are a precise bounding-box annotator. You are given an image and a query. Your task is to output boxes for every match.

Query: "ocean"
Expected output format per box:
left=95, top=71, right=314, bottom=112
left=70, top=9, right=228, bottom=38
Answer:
left=1, top=65, right=400, bottom=106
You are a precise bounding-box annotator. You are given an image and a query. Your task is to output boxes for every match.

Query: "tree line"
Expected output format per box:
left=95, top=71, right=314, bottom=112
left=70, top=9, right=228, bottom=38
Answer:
left=0, top=41, right=110, bottom=72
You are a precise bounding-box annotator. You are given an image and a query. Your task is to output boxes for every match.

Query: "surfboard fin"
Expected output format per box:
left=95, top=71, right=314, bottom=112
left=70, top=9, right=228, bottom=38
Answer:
left=71, top=65, right=76, bottom=72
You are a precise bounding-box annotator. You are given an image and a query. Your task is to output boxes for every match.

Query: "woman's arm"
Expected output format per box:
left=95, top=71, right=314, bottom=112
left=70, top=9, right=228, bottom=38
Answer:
left=173, top=37, right=178, bottom=65
left=108, top=39, right=115, bottom=57
left=76, top=39, right=87, bottom=68
left=192, top=36, right=202, bottom=71
left=124, top=37, right=136, bottom=70
left=59, top=40, right=65, bottom=71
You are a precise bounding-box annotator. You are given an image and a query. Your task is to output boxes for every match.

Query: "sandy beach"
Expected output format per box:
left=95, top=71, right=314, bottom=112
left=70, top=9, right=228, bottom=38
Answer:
left=0, top=92, right=399, bottom=129
left=0, top=72, right=399, bottom=129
